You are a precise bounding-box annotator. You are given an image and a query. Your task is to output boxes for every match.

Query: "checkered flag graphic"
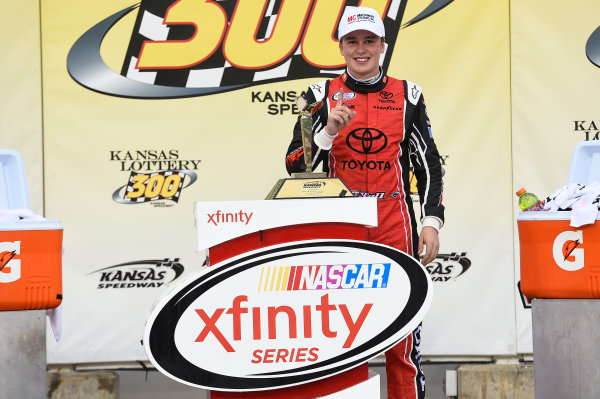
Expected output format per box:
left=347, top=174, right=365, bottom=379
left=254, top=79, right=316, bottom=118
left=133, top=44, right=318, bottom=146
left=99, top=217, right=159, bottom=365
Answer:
left=120, top=0, right=407, bottom=91
left=123, top=170, right=186, bottom=203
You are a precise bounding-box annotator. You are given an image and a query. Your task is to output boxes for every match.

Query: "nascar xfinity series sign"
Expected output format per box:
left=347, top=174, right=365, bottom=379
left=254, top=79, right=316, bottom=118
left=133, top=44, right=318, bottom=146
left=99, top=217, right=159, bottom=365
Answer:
left=144, top=240, right=432, bottom=391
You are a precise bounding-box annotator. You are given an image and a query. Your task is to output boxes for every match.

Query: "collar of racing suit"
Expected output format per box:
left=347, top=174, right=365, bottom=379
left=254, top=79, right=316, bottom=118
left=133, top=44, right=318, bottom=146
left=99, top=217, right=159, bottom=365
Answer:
left=341, top=67, right=388, bottom=94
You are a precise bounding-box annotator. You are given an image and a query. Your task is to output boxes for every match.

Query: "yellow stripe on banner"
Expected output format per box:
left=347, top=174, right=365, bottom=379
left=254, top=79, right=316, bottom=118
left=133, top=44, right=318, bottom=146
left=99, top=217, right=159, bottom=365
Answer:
left=263, top=267, right=271, bottom=292
left=258, top=267, right=265, bottom=292
left=270, top=267, right=277, bottom=291
left=281, top=266, right=291, bottom=291
left=276, top=266, right=284, bottom=291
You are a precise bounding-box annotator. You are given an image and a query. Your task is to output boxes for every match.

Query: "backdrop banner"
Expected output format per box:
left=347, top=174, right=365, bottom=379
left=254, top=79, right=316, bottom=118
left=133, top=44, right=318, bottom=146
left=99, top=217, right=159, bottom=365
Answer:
left=511, top=0, right=600, bottom=353
left=0, top=0, right=43, bottom=213
left=41, top=0, right=516, bottom=363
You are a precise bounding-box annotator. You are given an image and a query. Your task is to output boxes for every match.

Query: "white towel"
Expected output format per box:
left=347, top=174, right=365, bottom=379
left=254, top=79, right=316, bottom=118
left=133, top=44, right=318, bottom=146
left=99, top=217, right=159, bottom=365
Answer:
left=544, top=183, right=583, bottom=211
left=0, top=208, right=46, bottom=222
left=571, top=193, right=600, bottom=227
left=47, top=305, right=62, bottom=341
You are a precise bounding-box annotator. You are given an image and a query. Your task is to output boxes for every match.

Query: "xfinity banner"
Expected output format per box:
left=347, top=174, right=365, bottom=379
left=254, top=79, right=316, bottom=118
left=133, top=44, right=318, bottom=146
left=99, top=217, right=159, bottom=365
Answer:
left=144, top=240, right=432, bottom=390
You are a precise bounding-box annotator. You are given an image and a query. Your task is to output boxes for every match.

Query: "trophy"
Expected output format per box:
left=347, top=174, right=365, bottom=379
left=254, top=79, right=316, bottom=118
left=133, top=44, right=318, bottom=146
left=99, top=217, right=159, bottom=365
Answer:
left=293, top=95, right=326, bottom=178
left=266, top=95, right=353, bottom=200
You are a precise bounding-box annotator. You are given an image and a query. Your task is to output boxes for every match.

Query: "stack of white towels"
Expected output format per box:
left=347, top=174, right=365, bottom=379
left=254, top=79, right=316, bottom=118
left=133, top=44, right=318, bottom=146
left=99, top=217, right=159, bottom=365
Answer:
left=543, top=181, right=600, bottom=227
left=0, top=208, right=46, bottom=222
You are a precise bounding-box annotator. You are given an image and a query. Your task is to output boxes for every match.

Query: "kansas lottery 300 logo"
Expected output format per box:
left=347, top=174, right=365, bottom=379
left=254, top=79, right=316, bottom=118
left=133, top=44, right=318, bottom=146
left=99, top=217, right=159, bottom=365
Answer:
left=110, top=150, right=199, bottom=206
left=67, top=0, right=454, bottom=99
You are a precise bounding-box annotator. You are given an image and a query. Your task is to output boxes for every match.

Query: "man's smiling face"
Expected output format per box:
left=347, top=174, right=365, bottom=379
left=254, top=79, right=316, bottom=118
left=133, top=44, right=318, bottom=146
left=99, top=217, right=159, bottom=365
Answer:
left=339, top=30, right=385, bottom=80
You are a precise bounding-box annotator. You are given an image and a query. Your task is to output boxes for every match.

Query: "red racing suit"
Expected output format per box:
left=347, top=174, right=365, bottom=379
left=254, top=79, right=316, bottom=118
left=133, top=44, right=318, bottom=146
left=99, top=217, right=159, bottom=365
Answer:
left=285, top=71, right=444, bottom=399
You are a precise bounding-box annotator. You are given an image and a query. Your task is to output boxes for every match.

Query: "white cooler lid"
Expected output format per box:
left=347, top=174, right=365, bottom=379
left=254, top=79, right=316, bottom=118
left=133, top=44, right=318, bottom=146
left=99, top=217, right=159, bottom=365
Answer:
left=0, top=149, right=30, bottom=210
left=0, top=220, right=63, bottom=231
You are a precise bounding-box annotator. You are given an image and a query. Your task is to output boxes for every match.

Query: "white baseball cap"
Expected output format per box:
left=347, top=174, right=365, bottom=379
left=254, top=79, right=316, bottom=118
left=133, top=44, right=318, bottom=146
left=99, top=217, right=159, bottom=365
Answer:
left=338, top=6, right=385, bottom=39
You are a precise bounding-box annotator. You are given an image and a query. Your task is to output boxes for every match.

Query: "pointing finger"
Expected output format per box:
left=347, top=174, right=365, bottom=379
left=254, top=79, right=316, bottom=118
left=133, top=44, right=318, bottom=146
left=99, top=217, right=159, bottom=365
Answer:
left=337, top=88, right=344, bottom=108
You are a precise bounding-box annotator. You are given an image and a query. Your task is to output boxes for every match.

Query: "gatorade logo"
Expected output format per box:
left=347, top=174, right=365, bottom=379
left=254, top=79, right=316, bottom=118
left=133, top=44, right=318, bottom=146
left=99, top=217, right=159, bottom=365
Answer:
left=0, top=242, right=21, bottom=283
left=67, top=0, right=455, bottom=99
left=552, top=230, right=584, bottom=271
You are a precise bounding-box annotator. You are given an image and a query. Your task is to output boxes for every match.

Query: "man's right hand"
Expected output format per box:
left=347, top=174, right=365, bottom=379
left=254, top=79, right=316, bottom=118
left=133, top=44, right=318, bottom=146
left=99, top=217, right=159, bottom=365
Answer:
left=325, top=89, right=356, bottom=136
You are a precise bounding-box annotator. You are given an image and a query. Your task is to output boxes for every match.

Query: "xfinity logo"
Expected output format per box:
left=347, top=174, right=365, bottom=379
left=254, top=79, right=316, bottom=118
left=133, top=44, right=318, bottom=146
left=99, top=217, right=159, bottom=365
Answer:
left=207, top=210, right=254, bottom=226
left=332, top=91, right=356, bottom=102
left=195, top=294, right=371, bottom=352
left=346, top=128, right=387, bottom=154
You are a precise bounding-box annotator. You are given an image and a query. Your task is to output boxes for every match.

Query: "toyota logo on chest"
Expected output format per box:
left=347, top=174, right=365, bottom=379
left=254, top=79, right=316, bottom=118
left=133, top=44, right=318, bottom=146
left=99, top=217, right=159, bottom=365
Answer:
left=346, top=128, right=388, bottom=154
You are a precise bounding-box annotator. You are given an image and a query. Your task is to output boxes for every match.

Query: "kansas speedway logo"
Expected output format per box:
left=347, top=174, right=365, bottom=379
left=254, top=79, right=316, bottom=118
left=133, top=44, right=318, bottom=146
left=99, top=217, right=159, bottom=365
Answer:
left=90, top=258, right=184, bottom=289
left=424, top=252, right=471, bottom=282
left=67, top=0, right=454, bottom=99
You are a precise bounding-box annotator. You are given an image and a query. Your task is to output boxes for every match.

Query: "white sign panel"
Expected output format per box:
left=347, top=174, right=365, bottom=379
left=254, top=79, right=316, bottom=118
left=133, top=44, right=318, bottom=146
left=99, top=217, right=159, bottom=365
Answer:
left=144, top=239, right=432, bottom=391
left=194, top=198, right=378, bottom=250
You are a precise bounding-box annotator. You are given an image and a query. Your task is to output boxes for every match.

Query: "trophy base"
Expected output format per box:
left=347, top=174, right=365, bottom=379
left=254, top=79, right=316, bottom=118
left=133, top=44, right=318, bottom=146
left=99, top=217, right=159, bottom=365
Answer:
left=291, top=172, right=327, bottom=178
left=266, top=174, right=354, bottom=200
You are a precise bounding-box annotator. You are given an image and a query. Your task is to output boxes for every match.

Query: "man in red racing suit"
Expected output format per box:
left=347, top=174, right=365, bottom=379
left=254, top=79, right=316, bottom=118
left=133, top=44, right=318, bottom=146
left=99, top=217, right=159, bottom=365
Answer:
left=285, top=6, right=444, bottom=399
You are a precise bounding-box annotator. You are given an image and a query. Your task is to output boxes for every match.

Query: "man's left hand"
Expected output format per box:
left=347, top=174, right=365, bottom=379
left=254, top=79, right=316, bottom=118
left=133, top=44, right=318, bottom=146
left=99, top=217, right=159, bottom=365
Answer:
left=418, top=226, right=439, bottom=265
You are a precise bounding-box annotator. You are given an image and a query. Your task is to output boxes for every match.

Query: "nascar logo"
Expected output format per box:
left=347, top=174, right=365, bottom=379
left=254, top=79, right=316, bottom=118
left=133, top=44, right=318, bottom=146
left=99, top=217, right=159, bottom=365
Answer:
left=258, top=263, right=390, bottom=291
left=67, top=0, right=455, bottom=98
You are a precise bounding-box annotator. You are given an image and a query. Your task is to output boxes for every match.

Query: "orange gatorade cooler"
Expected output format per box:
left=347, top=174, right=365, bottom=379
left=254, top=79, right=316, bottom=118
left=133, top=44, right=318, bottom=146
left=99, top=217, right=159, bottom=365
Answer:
left=518, top=212, right=600, bottom=298
left=0, top=149, right=63, bottom=311
left=0, top=221, right=63, bottom=310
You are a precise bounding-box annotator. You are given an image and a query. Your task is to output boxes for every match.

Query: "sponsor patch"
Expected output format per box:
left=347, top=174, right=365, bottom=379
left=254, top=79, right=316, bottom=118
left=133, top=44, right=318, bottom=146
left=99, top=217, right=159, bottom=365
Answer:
left=332, top=91, right=356, bottom=102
